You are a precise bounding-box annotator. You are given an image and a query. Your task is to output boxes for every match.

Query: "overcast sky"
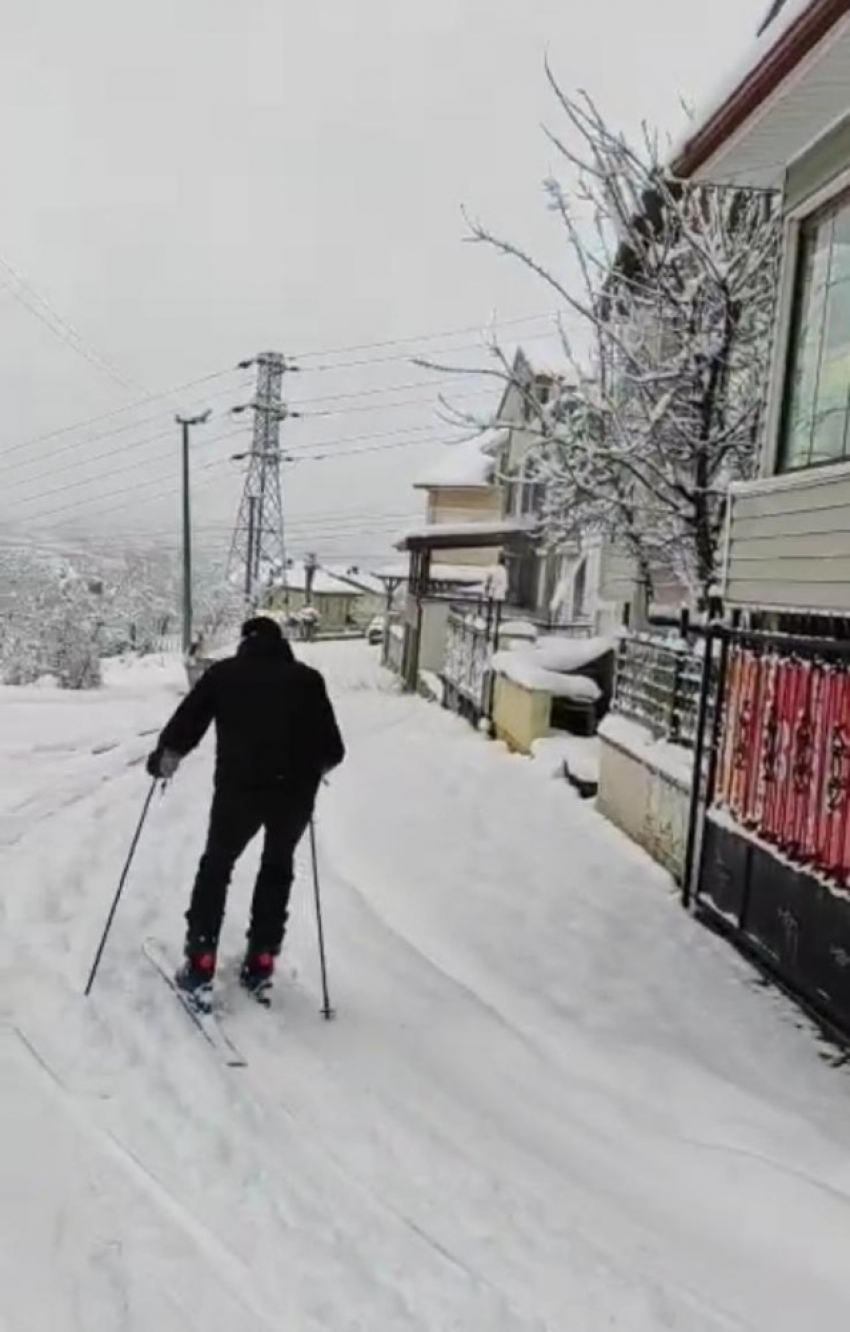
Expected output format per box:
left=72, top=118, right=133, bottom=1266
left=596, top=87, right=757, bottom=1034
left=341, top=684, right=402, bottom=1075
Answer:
left=0, top=0, right=769, bottom=569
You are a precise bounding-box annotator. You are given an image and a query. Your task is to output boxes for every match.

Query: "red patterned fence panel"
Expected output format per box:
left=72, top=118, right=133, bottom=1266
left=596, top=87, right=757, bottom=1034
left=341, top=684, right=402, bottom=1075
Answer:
left=715, top=645, right=850, bottom=887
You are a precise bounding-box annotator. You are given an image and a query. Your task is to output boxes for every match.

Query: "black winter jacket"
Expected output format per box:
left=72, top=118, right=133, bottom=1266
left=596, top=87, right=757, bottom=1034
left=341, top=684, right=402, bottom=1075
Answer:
left=155, top=635, right=345, bottom=791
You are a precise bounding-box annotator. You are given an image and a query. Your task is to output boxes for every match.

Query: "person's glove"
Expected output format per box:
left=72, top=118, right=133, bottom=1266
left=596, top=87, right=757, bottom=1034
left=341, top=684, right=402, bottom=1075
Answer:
left=146, top=748, right=181, bottom=780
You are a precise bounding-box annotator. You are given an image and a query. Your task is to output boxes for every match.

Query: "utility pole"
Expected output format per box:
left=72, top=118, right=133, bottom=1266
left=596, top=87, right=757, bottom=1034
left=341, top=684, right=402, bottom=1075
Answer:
left=304, top=551, right=318, bottom=606
left=245, top=496, right=258, bottom=604
left=176, top=410, right=211, bottom=656
left=227, top=352, right=295, bottom=606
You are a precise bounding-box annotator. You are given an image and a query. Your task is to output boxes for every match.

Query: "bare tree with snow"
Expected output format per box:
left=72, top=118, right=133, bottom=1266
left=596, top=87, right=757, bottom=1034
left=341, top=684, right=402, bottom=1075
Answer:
left=450, top=73, right=782, bottom=608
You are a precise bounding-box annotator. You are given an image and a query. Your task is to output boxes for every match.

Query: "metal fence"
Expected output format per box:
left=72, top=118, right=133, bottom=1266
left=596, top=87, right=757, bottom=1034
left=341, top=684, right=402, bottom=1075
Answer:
left=154, top=628, right=236, bottom=656
left=383, top=616, right=405, bottom=674
left=442, top=606, right=498, bottom=712
left=545, top=618, right=594, bottom=639
left=613, top=633, right=705, bottom=747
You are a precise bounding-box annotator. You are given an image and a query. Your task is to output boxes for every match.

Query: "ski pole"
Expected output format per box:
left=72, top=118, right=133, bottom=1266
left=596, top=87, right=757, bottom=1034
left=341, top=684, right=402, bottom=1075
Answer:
left=309, top=818, right=336, bottom=1020
left=85, top=778, right=158, bottom=996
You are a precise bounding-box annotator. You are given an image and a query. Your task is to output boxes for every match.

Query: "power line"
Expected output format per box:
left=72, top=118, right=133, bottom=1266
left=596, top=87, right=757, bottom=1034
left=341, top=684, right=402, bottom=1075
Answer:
left=8, top=420, right=475, bottom=529
left=17, top=426, right=250, bottom=527
left=0, top=250, right=144, bottom=393
left=92, top=507, right=422, bottom=544
left=292, top=309, right=563, bottom=362
left=0, top=310, right=561, bottom=477
left=299, top=328, right=564, bottom=375
left=0, top=377, right=253, bottom=488
left=0, top=373, right=486, bottom=486
left=300, top=383, right=493, bottom=420
left=294, top=431, right=482, bottom=463
left=3, top=383, right=489, bottom=502
left=286, top=374, right=462, bottom=406
left=0, top=364, right=240, bottom=463
left=6, top=423, right=249, bottom=510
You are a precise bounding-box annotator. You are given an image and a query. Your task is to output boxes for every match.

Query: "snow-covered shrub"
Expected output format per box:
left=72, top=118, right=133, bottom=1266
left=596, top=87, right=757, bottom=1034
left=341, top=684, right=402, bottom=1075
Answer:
left=0, top=564, right=102, bottom=689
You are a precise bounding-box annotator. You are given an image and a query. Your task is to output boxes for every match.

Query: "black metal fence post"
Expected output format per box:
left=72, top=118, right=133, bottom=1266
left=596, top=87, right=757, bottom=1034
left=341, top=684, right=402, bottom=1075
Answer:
left=683, top=627, right=731, bottom=910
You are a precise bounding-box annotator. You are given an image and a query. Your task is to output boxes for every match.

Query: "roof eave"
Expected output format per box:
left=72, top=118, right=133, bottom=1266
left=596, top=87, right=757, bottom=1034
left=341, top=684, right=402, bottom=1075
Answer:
left=411, top=479, right=495, bottom=492
left=670, top=0, right=846, bottom=180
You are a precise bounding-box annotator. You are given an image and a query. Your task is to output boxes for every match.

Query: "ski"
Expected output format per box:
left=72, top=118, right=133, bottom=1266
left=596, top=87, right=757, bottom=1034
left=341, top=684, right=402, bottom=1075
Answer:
left=142, top=938, right=247, bottom=1068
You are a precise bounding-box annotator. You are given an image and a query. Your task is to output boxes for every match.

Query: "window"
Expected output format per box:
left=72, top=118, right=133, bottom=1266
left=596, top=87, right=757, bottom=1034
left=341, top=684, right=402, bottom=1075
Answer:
left=780, top=190, right=850, bottom=470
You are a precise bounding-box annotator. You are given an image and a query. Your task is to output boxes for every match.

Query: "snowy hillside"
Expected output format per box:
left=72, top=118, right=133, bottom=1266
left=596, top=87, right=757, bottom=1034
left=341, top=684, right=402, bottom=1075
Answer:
left=2, top=642, right=850, bottom=1330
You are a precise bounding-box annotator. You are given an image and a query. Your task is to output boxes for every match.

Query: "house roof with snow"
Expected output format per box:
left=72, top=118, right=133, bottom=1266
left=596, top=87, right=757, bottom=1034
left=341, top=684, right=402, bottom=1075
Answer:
left=279, top=561, right=364, bottom=596
left=413, top=430, right=506, bottom=490
left=669, top=0, right=850, bottom=188
left=396, top=518, right=533, bottom=552
left=373, top=561, right=489, bottom=585
left=324, top=565, right=387, bottom=596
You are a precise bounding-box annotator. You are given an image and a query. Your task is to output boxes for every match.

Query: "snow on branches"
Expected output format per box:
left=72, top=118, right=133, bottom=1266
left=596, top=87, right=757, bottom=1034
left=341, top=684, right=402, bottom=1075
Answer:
left=0, top=560, right=103, bottom=689
left=462, top=73, right=782, bottom=605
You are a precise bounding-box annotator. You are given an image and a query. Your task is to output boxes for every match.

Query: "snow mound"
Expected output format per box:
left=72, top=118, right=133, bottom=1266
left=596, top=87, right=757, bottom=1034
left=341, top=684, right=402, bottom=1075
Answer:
left=531, top=734, right=600, bottom=783
left=531, top=635, right=616, bottom=673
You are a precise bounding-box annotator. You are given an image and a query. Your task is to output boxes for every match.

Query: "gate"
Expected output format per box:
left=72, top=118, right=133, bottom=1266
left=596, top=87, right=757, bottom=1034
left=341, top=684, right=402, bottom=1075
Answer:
left=441, top=602, right=502, bottom=721
left=684, top=626, right=850, bottom=1035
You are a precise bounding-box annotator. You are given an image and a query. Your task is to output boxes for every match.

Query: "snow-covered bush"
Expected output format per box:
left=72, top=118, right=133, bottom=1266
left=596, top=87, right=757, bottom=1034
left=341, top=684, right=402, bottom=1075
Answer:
left=1, top=565, right=102, bottom=689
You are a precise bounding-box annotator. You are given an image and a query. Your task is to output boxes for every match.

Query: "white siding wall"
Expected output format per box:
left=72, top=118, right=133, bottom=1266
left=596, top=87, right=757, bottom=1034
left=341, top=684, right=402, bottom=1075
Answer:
left=720, top=114, right=850, bottom=615
left=726, top=468, right=850, bottom=612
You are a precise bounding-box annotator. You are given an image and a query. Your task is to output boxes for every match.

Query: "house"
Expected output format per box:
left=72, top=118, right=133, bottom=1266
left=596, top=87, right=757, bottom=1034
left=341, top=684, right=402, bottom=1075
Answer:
left=485, top=349, right=645, bottom=633
left=394, top=518, right=533, bottom=692
left=324, top=566, right=388, bottom=626
left=413, top=429, right=505, bottom=567
left=378, top=411, right=543, bottom=689
left=268, top=560, right=364, bottom=634
left=482, top=350, right=570, bottom=619
left=670, top=0, right=850, bottom=1032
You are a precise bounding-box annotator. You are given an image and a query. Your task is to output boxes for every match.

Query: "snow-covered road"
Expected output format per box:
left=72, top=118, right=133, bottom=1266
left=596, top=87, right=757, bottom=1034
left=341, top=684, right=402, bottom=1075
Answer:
left=2, top=642, right=850, bottom=1330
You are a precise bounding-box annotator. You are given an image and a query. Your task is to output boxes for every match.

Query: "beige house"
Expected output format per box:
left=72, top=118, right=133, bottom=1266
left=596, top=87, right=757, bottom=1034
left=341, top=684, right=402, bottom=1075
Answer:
left=484, top=349, right=631, bottom=631
left=390, top=427, right=531, bottom=689
left=324, top=566, right=387, bottom=626
left=269, top=561, right=363, bottom=634
left=413, top=431, right=504, bottom=567
left=672, top=0, right=850, bottom=624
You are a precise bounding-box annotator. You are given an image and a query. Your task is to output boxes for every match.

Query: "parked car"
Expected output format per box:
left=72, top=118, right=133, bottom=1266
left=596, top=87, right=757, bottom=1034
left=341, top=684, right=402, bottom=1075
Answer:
left=366, top=615, right=385, bottom=645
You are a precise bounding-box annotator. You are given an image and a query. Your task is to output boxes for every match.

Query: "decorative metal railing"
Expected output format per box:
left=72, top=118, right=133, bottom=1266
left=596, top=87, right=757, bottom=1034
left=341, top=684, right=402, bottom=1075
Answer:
left=715, top=641, right=850, bottom=888
left=442, top=607, right=497, bottom=710
left=613, top=634, right=705, bottom=747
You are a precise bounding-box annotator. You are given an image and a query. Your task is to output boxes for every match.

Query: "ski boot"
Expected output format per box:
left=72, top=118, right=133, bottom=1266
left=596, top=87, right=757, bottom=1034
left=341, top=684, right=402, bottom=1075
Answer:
left=175, top=938, right=217, bottom=1014
left=239, top=947, right=276, bottom=1006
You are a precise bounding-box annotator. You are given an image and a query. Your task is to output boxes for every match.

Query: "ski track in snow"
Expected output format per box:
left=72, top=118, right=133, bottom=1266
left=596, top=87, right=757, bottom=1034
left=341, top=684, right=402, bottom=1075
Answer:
left=1, top=642, right=850, bottom=1329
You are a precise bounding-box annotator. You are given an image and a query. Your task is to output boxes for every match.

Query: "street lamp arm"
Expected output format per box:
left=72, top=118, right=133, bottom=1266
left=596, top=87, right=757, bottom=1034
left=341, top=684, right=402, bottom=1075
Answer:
left=176, top=409, right=212, bottom=426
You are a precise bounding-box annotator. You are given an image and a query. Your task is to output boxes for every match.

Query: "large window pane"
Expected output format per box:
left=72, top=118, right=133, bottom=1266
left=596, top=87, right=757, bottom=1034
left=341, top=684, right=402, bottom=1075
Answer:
left=810, top=408, right=848, bottom=464
left=833, top=208, right=850, bottom=283
left=780, top=192, right=850, bottom=471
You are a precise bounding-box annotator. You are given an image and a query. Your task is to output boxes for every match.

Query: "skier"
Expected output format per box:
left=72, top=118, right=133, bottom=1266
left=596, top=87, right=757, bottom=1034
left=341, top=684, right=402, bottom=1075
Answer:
left=146, top=616, right=345, bottom=1000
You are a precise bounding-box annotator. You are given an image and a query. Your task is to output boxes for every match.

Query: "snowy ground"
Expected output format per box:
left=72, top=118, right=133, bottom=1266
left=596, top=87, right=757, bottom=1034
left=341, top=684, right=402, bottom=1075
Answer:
left=2, top=641, right=850, bottom=1330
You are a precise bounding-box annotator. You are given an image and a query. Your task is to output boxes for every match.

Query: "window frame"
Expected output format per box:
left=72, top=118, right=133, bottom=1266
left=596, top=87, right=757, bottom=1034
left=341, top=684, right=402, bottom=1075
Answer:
left=766, top=163, right=850, bottom=478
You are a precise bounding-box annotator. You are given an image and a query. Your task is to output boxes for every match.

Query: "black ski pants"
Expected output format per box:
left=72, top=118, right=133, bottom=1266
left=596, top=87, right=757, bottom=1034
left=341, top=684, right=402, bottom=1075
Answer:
left=186, top=781, right=316, bottom=954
